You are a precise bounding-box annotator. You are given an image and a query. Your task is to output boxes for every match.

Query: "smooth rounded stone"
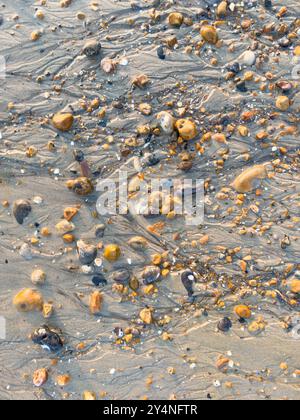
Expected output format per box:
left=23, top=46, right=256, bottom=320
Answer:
left=66, top=177, right=94, bottom=196
left=157, top=45, right=166, bottom=60
left=142, top=266, right=161, bottom=285
left=94, top=224, right=106, bottom=238
left=0, top=15, right=3, bottom=26
left=234, top=305, right=252, bottom=319
left=157, top=111, right=175, bottom=134
left=82, top=39, right=101, bottom=57
left=92, top=274, right=107, bottom=287
left=226, top=62, right=241, bottom=74
left=13, top=288, right=44, bottom=312
left=77, top=240, right=98, bottom=265
left=289, top=279, right=300, bottom=294
left=19, top=243, right=33, bottom=260
left=56, top=220, right=75, bottom=235
left=112, top=269, right=131, bottom=284
left=216, top=1, right=228, bottom=17
left=175, top=119, right=198, bottom=141
left=276, top=95, right=290, bottom=111
left=217, top=317, right=233, bottom=332
left=168, top=12, right=184, bottom=27
left=240, top=51, right=256, bottom=66
left=127, top=236, right=148, bottom=250
left=13, top=199, right=32, bottom=224
left=276, top=80, right=293, bottom=92
left=200, top=25, right=218, bottom=44
left=181, top=270, right=196, bottom=297
left=31, top=269, right=46, bottom=285
left=33, top=368, right=48, bottom=387
left=103, top=244, right=121, bottom=262
left=31, top=325, right=63, bottom=352
left=236, top=81, right=247, bottom=92
left=139, top=307, right=154, bottom=324
left=278, top=37, right=291, bottom=48
left=52, top=112, right=74, bottom=132
left=232, top=165, right=268, bottom=193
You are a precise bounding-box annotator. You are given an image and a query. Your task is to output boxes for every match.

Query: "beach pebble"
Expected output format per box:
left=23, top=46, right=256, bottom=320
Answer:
left=157, top=111, right=175, bottom=134
left=112, top=269, right=131, bottom=284
left=175, top=119, right=198, bottom=141
left=92, top=275, right=107, bottom=287
left=64, top=207, right=78, bottom=222
left=82, top=39, right=101, bottom=57
left=94, top=224, right=106, bottom=238
left=13, top=199, right=31, bottom=224
left=139, top=308, right=154, bottom=324
left=52, top=112, right=74, bottom=132
left=181, top=270, right=196, bottom=297
left=103, top=244, right=121, bottom=262
left=31, top=325, right=63, bottom=352
left=127, top=236, right=148, bottom=250
left=290, top=280, right=300, bottom=294
left=232, top=165, right=267, bottom=193
left=217, top=317, right=232, bottom=332
left=139, top=103, right=152, bottom=116
left=57, top=375, right=71, bottom=387
left=142, top=266, right=161, bottom=285
left=19, top=243, right=33, bottom=260
left=66, top=177, right=94, bottom=195
left=89, top=291, right=103, bottom=315
left=101, top=57, right=116, bottom=73
left=83, top=391, right=97, bottom=400
left=77, top=240, right=98, bottom=265
left=217, top=1, right=228, bottom=17
left=240, top=51, right=256, bottom=67
left=168, top=12, right=184, bottom=27
left=200, top=25, right=218, bottom=44
left=13, top=288, right=43, bottom=312
left=276, top=95, right=290, bottom=111
left=33, top=368, right=48, bottom=387
left=234, top=305, right=252, bottom=319
left=31, top=269, right=46, bottom=285
left=55, top=220, right=75, bottom=235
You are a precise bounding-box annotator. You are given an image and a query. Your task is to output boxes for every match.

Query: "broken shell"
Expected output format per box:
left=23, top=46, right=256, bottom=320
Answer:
left=64, top=207, right=78, bottom=221
left=232, top=165, right=267, bottom=193
left=77, top=240, right=97, bottom=265
left=127, top=236, right=148, bottom=250
left=82, top=39, right=101, bottom=57
left=66, top=177, right=94, bottom=196
left=33, top=368, right=48, bottom=387
left=13, top=288, right=43, bottom=312
left=112, top=269, right=131, bottom=284
left=55, top=220, right=75, bottom=235
left=234, top=305, right=252, bottom=319
left=43, top=303, right=54, bottom=319
left=83, top=391, right=97, bottom=400
left=31, top=325, right=63, bottom=352
left=175, top=119, right=197, bottom=141
left=200, top=25, right=218, bottom=44
left=103, top=244, right=121, bottom=262
left=139, top=308, right=154, bottom=324
left=13, top=199, right=32, bottom=224
left=276, top=95, right=290, bottom=111
left=89, top=291, right=103, bottom=315
left=52, top=112, right=74, bottom=132
left=142, top=266, right=161, bottom=285
left=157, top=111, right=175, bottom=134
left=31, top=269, right=46, bottom=285
left=168, top=12, right=184, bottom=27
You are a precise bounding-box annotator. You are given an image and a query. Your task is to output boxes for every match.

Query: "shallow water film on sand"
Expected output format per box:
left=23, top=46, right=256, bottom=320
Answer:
left=0, top=0, right=299, bottom=401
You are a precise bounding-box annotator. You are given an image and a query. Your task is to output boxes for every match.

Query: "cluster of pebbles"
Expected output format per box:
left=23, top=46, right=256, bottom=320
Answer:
left=0, top=0, right=299, bottom=400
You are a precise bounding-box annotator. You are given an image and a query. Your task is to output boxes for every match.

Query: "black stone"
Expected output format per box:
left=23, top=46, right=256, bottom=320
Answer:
left=236, top=81, right=248, bottom=92
left=31, top=325, right=63, bottom=353
left=226, top=62, right=241, bottom=74
left=181, top=270, right=195, bottom=297
left=157, top=46, right=166, bottom=60
left=217, top=317, right=232, bottom=332
left=264, top=0, right=272, bottom=8
left=73, top=149, right=85, bottom=163
left=92, top=275, right=107, bottom=287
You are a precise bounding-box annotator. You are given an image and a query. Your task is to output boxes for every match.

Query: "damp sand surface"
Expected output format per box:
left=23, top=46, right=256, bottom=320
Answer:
left=0, top=0, right=300, bottom=400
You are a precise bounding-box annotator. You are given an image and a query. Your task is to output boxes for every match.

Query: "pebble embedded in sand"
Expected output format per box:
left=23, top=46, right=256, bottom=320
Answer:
left=168, top=12, right=184, bottom=27
left=216, top=1, right=228, bottom=17
left=33, top=368, right=48, bottom=387
left=232, top=165, right=268, bottom=193
left=31, top=325, right=63, bottom=352
left=31, top=31, right=41, bottom=41
left=77, top=240, right=98, bottom=265
left=52, top=112, right=74, bottom=132
left=128, top=236, right=148, bottom=250
left=290, top=280, right=300, bottom=294
left=240, top=51, right=256, bottom=66
left=139, top=103, right=152, bottom=116
left=175, top=119, right=198, bottom=141
left=64, top=207, right=78, bottom=221
left=294, top=46, right=300, bottom=56
left=82, top=39, right=101, bottom=57
left=112, top=269, right=131, bottom=284
left=66, top=177, right=94, bottom=196
left=35, top=10, right=45, bottom=20
left=200, top=25, right=218, bottom=44
left=83, top=391, right=97, bottom=400
left=55, top=220, right=75, bottom=235
left=31, top=269, right=46, bottom=285
left=56, top=374, right=71, bottom=387
left=89, top=291, right=103, bottom=315
left=157, top=111, right=175, bottom=134
left=13, top=289, right=44, bottom=312
left=101, top=57, right=116, bottom=73
left=217, top=317, right=232, bottom=332
left=103, top=244, right=121, bottom=262
left=13, top=199, right=32, bottom=224
left=142, top=266, right=161, bottom=285
left=276, top=95, right=290, bottom=111
left=132, top=74, right=150, bottom=88
left=234, top=305, right=252, bottom=319
left=140, top=308, right=154, bottom=324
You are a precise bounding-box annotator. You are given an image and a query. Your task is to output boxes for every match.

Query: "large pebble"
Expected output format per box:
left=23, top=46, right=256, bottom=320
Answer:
left=56, top=220, right=75, bottom=235
left=82, top=39, right=101, bottom=57
left=13, top=288, right=43, bottom=312
left=142, top=266, right=161, bottom=285
left=112, top=269, right=131, bottom=284
left=232, top=165, right=267, bottom=193
left=52, top=112, right=74, bottom=132
left=240, top=51, right=256, bottom=66
left=31, top=325, right=63, bottom=352
left=66, top=177, right=94, bottom=195
left=77, top=240, right=98, bottom=265
left=13, top=199, right=31, bottom=224
left=31, top=269, right=46, bottom=285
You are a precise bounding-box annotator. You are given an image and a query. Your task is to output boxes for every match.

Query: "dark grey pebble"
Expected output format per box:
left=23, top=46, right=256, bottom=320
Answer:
left=82, top=39, right=101, bottom=57
left=181, top=270, right=196, bottom=297
left=217, top=317, right=232, bottom=332
left=94, top=224, right=106, bottom=238
left=77, top=240, right=98, bottom=265
left=92, top=274, right=107, bottom=287
left=236, top=81, right=247, bottom=92
left=157, top=46, right=166, bottom=60
left=112, top=269, right=131, bottom=284
left=13, top=199, right=32, bottom=224
left=31, top=325, right=63, bottom=353
left=142, top=266, right=161, bottom=285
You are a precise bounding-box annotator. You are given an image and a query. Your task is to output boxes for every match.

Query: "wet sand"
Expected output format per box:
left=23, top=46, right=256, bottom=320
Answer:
left=0, top=0, right=299, bottom=400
